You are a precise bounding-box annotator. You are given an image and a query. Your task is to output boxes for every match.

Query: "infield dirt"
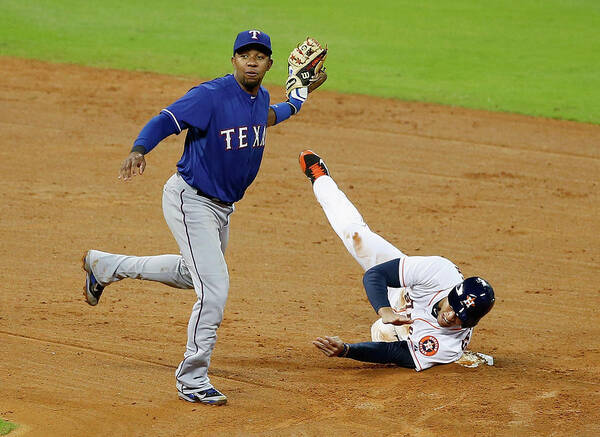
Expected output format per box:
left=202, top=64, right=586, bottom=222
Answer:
left=1, top=57, right=599, bottom=436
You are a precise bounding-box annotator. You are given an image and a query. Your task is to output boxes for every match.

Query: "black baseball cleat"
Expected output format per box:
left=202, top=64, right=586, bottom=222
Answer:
left=299, top=150, right=329, bottom=183
left=82, top=251, right=105, bottom=306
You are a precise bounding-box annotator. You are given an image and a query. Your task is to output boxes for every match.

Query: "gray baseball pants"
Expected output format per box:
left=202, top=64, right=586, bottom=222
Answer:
left=88, top=172, right=233, bottom=393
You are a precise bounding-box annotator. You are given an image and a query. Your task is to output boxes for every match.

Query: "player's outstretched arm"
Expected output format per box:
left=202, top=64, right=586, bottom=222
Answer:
left=313, top=336, right=416, bottom=368
left=118, top=152, right=146, bottom=181
left=119, top=110, right=181, bottom=180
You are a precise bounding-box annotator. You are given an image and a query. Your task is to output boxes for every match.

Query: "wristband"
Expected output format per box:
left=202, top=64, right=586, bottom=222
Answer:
left=270, top=102, right=293, bottom=125
left=341, top=343, right=350, bottom=357
left=288, top=87, right=308, bottom=113
left=270, top=85, right=309, bottom=125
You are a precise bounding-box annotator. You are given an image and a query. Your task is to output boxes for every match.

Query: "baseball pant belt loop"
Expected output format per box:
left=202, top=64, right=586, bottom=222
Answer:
left=195, top=188, right=234, bottom=208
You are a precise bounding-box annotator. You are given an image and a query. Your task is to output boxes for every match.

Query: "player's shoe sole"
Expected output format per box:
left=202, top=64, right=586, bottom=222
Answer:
left=82, top=251, right=105, bottom=306
left=177, top=387, right=228, bottom=406
left=299, top=150, right=329, bottom=183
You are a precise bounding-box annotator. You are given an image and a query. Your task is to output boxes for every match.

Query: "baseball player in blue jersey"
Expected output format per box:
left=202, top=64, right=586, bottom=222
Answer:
left=298, top=150, right=495, bottom=371
left=81, top=30, right=327, bottom=405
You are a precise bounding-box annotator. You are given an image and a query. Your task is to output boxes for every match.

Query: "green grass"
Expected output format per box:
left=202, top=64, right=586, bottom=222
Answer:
left=0, top=419, right=17, bottom=436
left=1, top=0, right=599, bottom=123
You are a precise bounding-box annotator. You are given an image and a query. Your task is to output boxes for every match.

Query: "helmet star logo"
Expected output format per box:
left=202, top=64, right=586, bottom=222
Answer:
left=464, top=295, right=476, bottom=308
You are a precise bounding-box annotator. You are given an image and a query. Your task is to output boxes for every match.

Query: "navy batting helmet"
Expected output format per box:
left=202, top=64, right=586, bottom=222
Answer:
left=447, top=277, right=495, bottom=328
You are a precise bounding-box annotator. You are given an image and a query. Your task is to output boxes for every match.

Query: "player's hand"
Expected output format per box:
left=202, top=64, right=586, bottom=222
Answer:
left=118, top=152, right=146, bottom=181
left=313, top=336, right=345, bottom=357
left=378, top=307, right=413, bottom=326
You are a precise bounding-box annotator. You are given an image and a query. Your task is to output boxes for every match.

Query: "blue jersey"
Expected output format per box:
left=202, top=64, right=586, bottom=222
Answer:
left=161, top=74, right=269, bottom=203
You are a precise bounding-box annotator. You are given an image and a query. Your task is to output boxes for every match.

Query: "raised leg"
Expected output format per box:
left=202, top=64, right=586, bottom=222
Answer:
left=86, top=250, right=194, bottom=289
left=312, top=175, right=406, bottom=271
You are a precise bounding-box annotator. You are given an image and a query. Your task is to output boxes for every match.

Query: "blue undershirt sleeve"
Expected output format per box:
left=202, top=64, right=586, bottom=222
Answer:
left=132, top=112, right=180, bottom=154
left=269, top=88, right=307, bottom=125
left=269, top=102, right=295, bottom=125
left=346, top=341, right=416, bottom=368
left=362, top=258, right=402, bottom=313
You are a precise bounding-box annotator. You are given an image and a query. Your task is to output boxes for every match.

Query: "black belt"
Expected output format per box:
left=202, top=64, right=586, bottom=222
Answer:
left=196, top=188, right=233, bottom=207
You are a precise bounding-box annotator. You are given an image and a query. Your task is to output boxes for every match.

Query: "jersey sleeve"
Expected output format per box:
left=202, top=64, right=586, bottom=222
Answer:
left=346, top=340, right=416, bottom=368
left=398, top=256, right=463, bottom=300
left=362, top=259, right=401, bottom=313
left=162, top=85, right=213, bottom=132
left=132, top=112, right=180, bottom=154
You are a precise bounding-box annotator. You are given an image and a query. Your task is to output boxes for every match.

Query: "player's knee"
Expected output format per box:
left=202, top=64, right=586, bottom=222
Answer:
left=177, top=259, right=195, bottom=289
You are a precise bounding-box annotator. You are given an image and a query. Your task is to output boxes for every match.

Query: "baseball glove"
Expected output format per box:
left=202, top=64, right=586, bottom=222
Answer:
left=286, top=37, right=327, bottom=98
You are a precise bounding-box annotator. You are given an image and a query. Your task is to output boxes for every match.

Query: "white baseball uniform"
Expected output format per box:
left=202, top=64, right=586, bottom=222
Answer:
left=313, top=175, right=472, bottom=370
